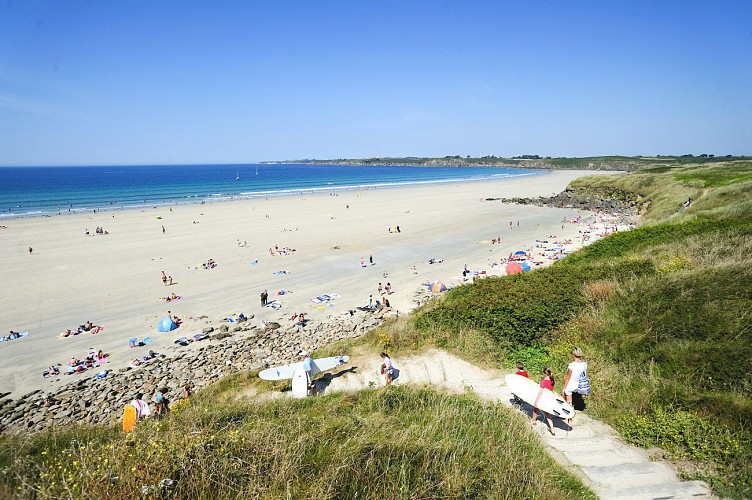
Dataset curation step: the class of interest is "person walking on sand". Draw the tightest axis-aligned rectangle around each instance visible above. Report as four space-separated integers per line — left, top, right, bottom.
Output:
161 271 168 286
162 225 166 234
28 247 33 255
378 282 383 295
360 257 365 268
531 367 557 436
369 254 374 265
380 352 394 385
561 347 587 424
260 290 268 306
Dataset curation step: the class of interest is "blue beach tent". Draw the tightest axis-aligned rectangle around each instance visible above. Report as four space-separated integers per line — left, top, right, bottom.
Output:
158 317 178 332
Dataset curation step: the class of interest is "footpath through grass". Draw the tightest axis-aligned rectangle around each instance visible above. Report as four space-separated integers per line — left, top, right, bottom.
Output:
0 386 592 499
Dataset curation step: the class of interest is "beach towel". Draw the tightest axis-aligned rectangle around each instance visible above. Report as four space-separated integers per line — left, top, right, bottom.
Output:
249 259 259 265
0 331 29 342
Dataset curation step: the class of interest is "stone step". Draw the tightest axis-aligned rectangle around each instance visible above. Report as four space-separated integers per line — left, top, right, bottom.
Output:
601 480 712 499
563 446 646 467
546 436 615 452
585 462 682 490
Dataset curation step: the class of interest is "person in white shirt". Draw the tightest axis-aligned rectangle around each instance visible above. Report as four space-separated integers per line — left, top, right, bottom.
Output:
131 393 152 420
380 352 394 385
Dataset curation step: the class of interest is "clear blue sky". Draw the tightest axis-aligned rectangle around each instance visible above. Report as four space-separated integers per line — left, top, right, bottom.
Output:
1 1 750 165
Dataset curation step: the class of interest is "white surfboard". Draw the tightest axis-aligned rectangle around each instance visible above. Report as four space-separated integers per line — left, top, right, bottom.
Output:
505 374 575 419
258 355 350 381
291 369 309 398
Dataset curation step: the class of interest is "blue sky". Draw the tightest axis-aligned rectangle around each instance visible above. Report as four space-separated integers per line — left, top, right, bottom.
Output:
1 1 750 165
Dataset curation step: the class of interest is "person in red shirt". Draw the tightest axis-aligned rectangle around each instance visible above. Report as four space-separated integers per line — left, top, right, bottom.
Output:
515 362 530 378
531 367 557 436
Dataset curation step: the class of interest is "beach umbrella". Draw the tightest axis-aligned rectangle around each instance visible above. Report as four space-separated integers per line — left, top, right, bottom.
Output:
506 262 523 275
158 317 178 332
431 281 447 293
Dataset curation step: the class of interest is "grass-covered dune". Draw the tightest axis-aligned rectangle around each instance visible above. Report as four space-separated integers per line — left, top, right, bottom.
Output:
0 385 592 499
398 161 751 497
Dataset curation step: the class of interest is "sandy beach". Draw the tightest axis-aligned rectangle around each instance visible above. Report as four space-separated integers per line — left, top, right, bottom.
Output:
0 169 620 397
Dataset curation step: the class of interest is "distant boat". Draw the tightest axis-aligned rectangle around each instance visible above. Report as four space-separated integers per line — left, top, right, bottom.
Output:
236 171 240 180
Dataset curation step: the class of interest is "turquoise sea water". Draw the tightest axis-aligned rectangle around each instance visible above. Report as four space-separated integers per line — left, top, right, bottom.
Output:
0 164 542 218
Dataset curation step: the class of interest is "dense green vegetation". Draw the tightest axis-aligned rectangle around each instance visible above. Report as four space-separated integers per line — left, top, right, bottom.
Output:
381 160 752 497
0 386 592 499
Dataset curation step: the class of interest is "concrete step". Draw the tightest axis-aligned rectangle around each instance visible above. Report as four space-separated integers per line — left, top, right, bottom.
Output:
601 480 712 499
563 446 646 467
585 462 682 490
546 436 615 452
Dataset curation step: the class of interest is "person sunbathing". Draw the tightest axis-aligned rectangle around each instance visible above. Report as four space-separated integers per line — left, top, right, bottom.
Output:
82 321 93 331
97 350 108 362
69 356 79 366
130 358 142 366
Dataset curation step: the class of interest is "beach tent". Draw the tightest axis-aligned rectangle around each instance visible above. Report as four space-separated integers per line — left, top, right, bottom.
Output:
431 281 447 293
157 317 178 332
506 262 523 275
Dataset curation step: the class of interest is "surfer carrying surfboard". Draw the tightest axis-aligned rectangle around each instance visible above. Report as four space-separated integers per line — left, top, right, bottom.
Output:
530 368 557 436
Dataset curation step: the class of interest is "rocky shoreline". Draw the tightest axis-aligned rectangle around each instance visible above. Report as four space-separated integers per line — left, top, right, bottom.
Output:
487 186 641 215
0 308 395 434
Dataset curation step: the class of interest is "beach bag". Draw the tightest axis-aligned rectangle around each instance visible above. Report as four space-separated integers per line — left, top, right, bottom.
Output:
577 369 591 396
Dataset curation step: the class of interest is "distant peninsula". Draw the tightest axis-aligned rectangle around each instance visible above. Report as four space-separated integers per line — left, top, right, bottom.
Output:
264 154 750 172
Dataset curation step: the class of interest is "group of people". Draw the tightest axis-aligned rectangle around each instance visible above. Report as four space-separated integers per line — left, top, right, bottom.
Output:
46 347 110 377
129 385 191 424
518 347 589 436
160 271 175 286
376 282 393 295
201 258 217 269
58 321 102 338
85 226 108 236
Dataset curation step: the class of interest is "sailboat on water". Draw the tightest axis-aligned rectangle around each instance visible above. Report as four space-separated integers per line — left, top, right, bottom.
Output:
255 165 259 176
235 171 240 180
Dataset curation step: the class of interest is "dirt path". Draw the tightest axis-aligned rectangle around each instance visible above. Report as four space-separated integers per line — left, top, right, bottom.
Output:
313 349 713 500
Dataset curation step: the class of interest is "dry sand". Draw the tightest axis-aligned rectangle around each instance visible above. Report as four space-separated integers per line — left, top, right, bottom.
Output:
0 169 618 397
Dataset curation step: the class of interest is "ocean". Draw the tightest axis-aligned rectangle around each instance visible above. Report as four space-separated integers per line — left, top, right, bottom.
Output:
0 163 542 218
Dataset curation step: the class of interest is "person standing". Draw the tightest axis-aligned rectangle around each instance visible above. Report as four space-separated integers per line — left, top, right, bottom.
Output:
369 255 374 265
380 352 394 385
131 393 151 420
154 388 170 418
378 282 383 295
260 290 268 306
561 347 587 424
299 350 314 392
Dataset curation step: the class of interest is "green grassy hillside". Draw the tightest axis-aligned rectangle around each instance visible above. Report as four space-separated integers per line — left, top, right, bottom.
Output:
0 385 592 499
384 161 751 497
